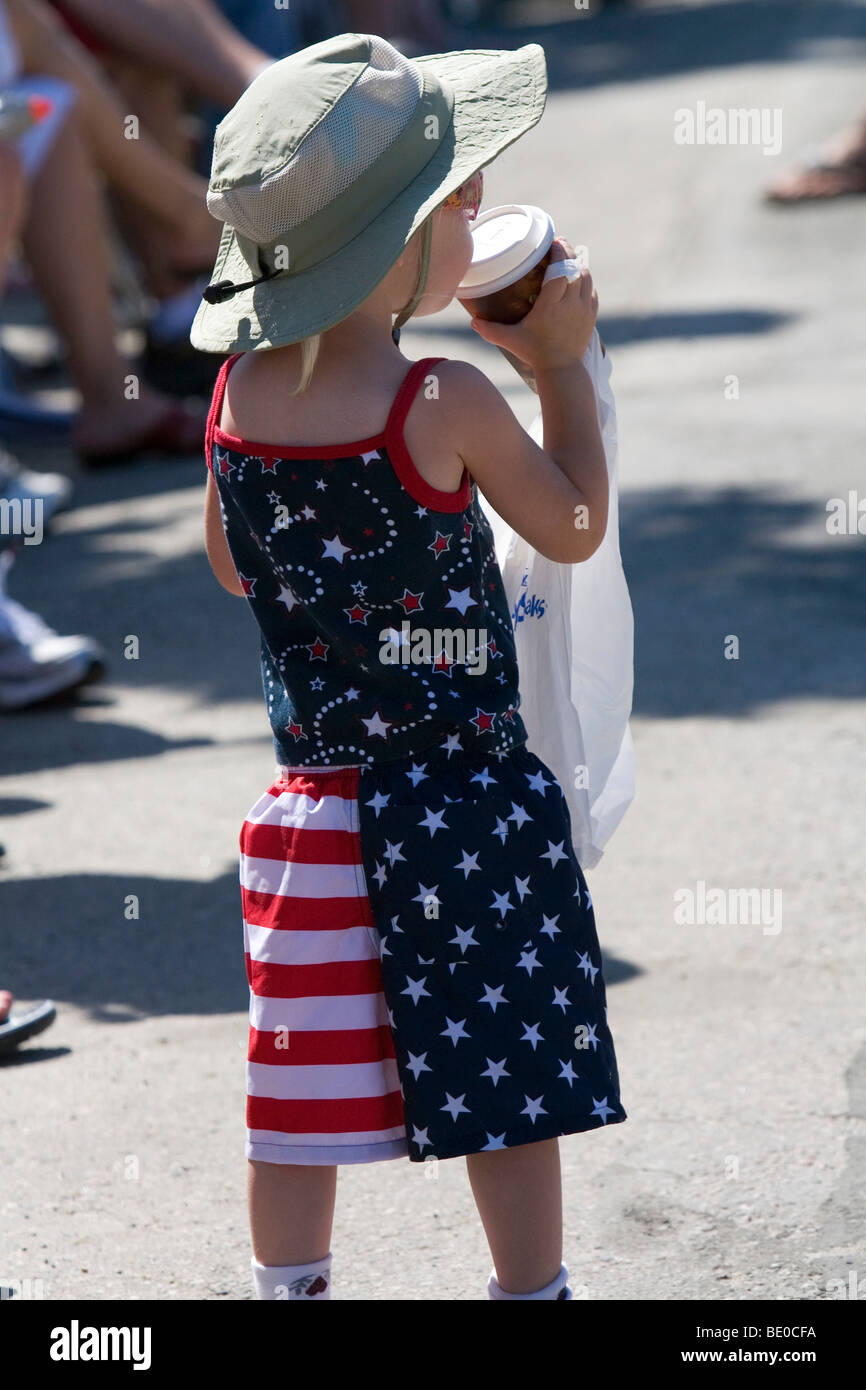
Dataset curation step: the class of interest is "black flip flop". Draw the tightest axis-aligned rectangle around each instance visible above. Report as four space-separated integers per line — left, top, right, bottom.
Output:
0 999 57 1054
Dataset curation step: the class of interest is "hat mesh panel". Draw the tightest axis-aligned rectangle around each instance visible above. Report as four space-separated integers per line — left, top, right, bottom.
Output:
208 37 424 242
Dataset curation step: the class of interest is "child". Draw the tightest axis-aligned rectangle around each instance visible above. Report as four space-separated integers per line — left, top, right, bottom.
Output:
193 32 627 1302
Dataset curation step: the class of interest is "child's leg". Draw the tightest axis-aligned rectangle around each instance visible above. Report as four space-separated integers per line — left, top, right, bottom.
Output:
247 1159 337 1266
465 1137 563 1294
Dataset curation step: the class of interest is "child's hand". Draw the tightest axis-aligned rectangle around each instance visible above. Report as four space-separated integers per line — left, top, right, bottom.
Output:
469 237 598 373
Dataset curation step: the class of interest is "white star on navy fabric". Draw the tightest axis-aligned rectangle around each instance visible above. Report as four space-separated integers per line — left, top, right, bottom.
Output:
558 1059 579 1087
372 860 388 889
412 882 440 907
514 874 532 901
412 1125 432 1150
508 801 532 829
406 761 429 786
470 767 497 790
419 806 448 837
520 1021 544 1050
541 839 568 867
441 732 462 756
490 889 514 917
401 976 431 1005
525 767 553 794
440 1017 470 1046
492 816 509 845
276 585 299 612
366 789 391 818
406 1051 433 1080
481 1132 507 1149
577 952 599 984
540 914 561 939
552 986 571 1013
517 947 542 976
320 532 352 564
479 983 508 1012
384 840 406 867
521 1095 548 1123
445 586 475 616
441 1093 470 1121
591 1097 617 1124
456 850 481 879
449 924 479 953
361 710 392 739
481 1058 510 1086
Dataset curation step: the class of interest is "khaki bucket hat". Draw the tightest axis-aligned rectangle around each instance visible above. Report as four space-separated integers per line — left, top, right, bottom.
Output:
189 32 547 354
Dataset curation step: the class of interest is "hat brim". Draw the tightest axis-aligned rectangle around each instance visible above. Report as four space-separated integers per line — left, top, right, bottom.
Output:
190 43 547 354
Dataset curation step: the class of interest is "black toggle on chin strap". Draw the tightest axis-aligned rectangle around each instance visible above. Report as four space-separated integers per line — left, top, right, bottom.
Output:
201 268 279 304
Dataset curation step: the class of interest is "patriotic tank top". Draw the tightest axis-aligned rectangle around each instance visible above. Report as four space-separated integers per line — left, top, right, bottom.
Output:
205 353 528 768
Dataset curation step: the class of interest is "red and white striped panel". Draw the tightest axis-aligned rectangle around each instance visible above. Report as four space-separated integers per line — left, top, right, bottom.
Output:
240 767 407 1165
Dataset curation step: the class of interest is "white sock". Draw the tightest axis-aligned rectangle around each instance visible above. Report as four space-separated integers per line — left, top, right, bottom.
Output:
488 1263 572 1300
250 1252 332 1301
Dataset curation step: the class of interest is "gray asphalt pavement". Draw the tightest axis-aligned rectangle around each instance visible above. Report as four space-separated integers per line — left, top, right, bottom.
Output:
1 0 864 1300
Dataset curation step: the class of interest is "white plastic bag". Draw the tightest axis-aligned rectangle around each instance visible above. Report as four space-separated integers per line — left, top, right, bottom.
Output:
479 330 634 869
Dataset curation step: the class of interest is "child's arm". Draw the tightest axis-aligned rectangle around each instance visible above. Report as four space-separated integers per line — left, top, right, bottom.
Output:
443 239 608 564
204 471 246 596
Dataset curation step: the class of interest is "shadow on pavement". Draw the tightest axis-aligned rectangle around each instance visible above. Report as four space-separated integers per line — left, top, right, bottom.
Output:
0 1044 72 1067
0 712 215 777
0 868 641 1022
429 309 792 347
487 0 866 92
621 486 866 717
1 869 246 1020
2 479 863 785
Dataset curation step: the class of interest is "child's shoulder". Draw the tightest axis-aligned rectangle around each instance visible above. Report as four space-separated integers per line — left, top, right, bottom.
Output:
412 356 504 425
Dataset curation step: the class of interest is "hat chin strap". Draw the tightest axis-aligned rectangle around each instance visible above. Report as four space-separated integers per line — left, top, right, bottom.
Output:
392 218 433 345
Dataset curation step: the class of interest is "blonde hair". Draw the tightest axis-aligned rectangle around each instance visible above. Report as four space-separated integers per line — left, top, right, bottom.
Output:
286 216 431 395
287 333 323 395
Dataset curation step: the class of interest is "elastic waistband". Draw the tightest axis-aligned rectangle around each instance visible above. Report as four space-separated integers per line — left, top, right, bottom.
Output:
275 737 530 785
277 763 357 776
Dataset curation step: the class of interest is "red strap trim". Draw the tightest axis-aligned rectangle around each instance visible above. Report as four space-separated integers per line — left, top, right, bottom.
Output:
204 352 243 472
384 356 473 514
384 357 444 438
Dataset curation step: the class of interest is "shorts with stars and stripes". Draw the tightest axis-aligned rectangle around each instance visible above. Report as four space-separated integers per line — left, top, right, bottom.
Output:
240 740 626 1166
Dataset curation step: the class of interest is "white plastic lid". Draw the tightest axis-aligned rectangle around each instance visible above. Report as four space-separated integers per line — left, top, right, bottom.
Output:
457 204 556 298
